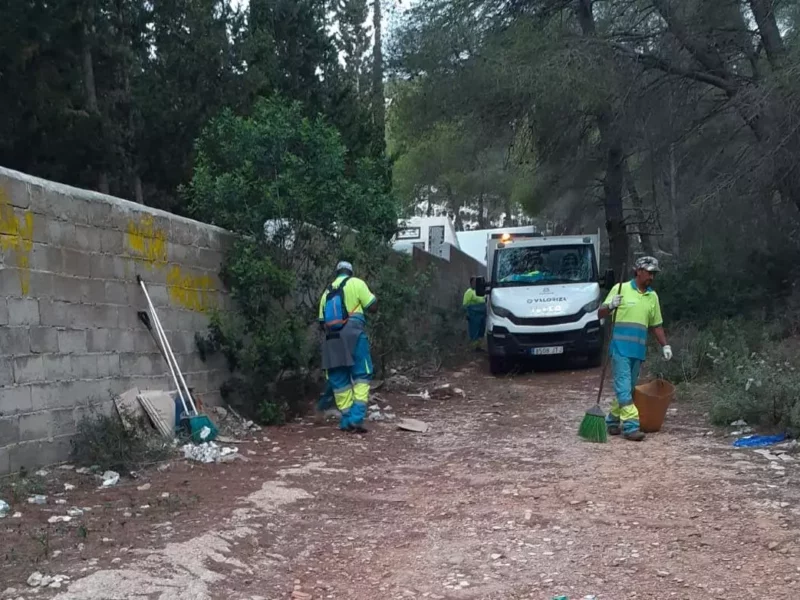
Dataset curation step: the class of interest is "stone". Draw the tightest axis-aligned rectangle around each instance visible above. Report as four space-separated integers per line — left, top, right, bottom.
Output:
27 572 43 587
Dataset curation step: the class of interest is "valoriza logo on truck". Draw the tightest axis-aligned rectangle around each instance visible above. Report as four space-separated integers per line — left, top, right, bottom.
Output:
528 297 568 303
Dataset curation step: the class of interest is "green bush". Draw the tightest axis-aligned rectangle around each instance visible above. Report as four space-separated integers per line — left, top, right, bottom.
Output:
188 97 459 424
70 410 173 474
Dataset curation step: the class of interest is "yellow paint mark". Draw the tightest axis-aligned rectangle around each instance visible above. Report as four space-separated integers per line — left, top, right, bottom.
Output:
0 190 34 294
167 265 216 312
126 214 168 266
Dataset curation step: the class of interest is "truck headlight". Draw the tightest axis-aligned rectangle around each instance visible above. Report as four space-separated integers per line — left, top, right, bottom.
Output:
581 298 601 313
492 305 513 319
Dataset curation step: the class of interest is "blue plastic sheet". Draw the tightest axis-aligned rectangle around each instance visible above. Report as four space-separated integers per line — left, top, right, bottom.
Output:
732 433 787 448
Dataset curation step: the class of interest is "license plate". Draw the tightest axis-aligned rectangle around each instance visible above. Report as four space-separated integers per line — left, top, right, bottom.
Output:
532 346 564 356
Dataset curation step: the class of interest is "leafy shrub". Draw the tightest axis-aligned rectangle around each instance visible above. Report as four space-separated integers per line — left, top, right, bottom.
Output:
70 410 173 474
188 97 462 424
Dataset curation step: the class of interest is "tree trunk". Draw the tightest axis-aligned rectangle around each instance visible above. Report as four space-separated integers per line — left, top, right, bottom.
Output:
477 192 487 228
749 0 785 68
623 160 656 256
576 0 628 274
668 143 680 258
371 0 386 156
81 19 109 195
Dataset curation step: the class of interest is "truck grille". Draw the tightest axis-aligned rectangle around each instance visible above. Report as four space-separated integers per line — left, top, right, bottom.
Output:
508 310 586 327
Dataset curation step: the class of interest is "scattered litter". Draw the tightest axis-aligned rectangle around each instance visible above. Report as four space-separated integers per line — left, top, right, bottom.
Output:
161 492 170 499
731 419 748 427
367 403 396 422
34 469 49 477
12 512 22 518
64 483 75 491
753 449 781 461
407 390 431 401
137 483 151 491
216 435 241 444
733 434 787 448
27 573 69 589
67 508 84 517
75 467 92 475
57 464 76 470
47 515 72 524
182 442 238 463
397 418 430 433
27 495 47 505
0 500 9 518
99 471 120 488
55 499 67 505
198 426 212 441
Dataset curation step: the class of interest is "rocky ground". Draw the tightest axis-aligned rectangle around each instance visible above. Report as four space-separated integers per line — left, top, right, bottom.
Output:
2 359 800 599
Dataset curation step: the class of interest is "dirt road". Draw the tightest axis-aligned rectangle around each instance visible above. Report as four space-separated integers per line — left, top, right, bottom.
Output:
3 360 800 599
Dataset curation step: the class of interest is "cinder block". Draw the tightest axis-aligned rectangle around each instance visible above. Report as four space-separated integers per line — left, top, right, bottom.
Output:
134 329 159 353
18 411 49 442
0 327 31 356
50 408 77 437
27 271 56 298
197 248 223 272
48 193 92 226
90 304 119 329
7 297 40 326
12 355 44 384
0 445 10 475
90 255 116 279
0 268 23 297
29 244 64 272
57 329 87 354
117 307 141 330
62 249 92 278
104 281 129 304
0 176 34 209
73 225 101 253
72 354 98 379
0 385 33 415
0 357 13 387
51 273 85 304
99 228 124 254
30 327 58 353
170 220 201 247
86 198 114 228
146 284 170 306
119 353 163 377
0 298 8 325
9 436 72 472
96 353 121 378
43 354 72 381
87 328 110 353
0 415 19 445
32 217 77 247
81 278 106 304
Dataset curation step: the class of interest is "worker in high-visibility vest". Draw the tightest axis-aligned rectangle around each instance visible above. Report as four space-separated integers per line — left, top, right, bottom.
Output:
318 261 378 433
463 276 486 351
598 256 673 441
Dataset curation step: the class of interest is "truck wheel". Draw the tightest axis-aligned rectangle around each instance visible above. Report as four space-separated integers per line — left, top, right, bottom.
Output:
489 356 509 376
587 350 603 368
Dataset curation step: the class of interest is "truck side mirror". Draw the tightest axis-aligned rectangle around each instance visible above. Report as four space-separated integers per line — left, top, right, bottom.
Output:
603 269 615 289
475 276 488 297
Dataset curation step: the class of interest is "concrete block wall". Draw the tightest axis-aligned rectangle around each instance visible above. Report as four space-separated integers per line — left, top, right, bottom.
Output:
0 166 232 474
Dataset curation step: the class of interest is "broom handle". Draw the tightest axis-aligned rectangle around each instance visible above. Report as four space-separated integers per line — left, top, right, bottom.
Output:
596 263 627 406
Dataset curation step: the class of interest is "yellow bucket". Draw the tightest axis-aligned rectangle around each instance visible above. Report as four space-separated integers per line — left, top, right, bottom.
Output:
633 379 675 433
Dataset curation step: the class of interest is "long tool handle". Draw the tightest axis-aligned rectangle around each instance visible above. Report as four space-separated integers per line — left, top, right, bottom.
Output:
595 263 627 406
145 281 199 415
137 277 191 416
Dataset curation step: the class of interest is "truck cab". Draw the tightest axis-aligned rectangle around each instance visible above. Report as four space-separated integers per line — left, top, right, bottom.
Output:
477 231 614 375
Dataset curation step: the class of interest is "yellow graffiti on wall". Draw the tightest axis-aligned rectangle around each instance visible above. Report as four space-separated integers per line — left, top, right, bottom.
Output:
126 214 217 313
126 214 168 265
0 189 34 295
167 266 215 312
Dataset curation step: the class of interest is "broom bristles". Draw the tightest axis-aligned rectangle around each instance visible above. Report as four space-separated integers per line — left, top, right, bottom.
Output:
578 412 608 443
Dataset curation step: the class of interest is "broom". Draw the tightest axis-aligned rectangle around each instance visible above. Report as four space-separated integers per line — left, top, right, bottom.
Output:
578 263 626 443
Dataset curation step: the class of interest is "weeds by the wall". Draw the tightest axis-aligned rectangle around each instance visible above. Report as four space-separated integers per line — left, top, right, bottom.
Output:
70 411 173 474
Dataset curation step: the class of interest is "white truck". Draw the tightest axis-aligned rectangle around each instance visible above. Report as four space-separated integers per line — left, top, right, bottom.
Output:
475 231 615 375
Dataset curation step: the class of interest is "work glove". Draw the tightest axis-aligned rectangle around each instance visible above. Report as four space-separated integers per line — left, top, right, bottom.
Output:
609 295 623 310
662 345 673 361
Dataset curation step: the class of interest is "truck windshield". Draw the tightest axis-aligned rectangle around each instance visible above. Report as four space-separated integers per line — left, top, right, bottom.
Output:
493 244 596 286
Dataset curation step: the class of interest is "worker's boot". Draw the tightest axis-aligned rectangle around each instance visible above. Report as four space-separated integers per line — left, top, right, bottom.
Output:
607 424 621 436
623 430 646 442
